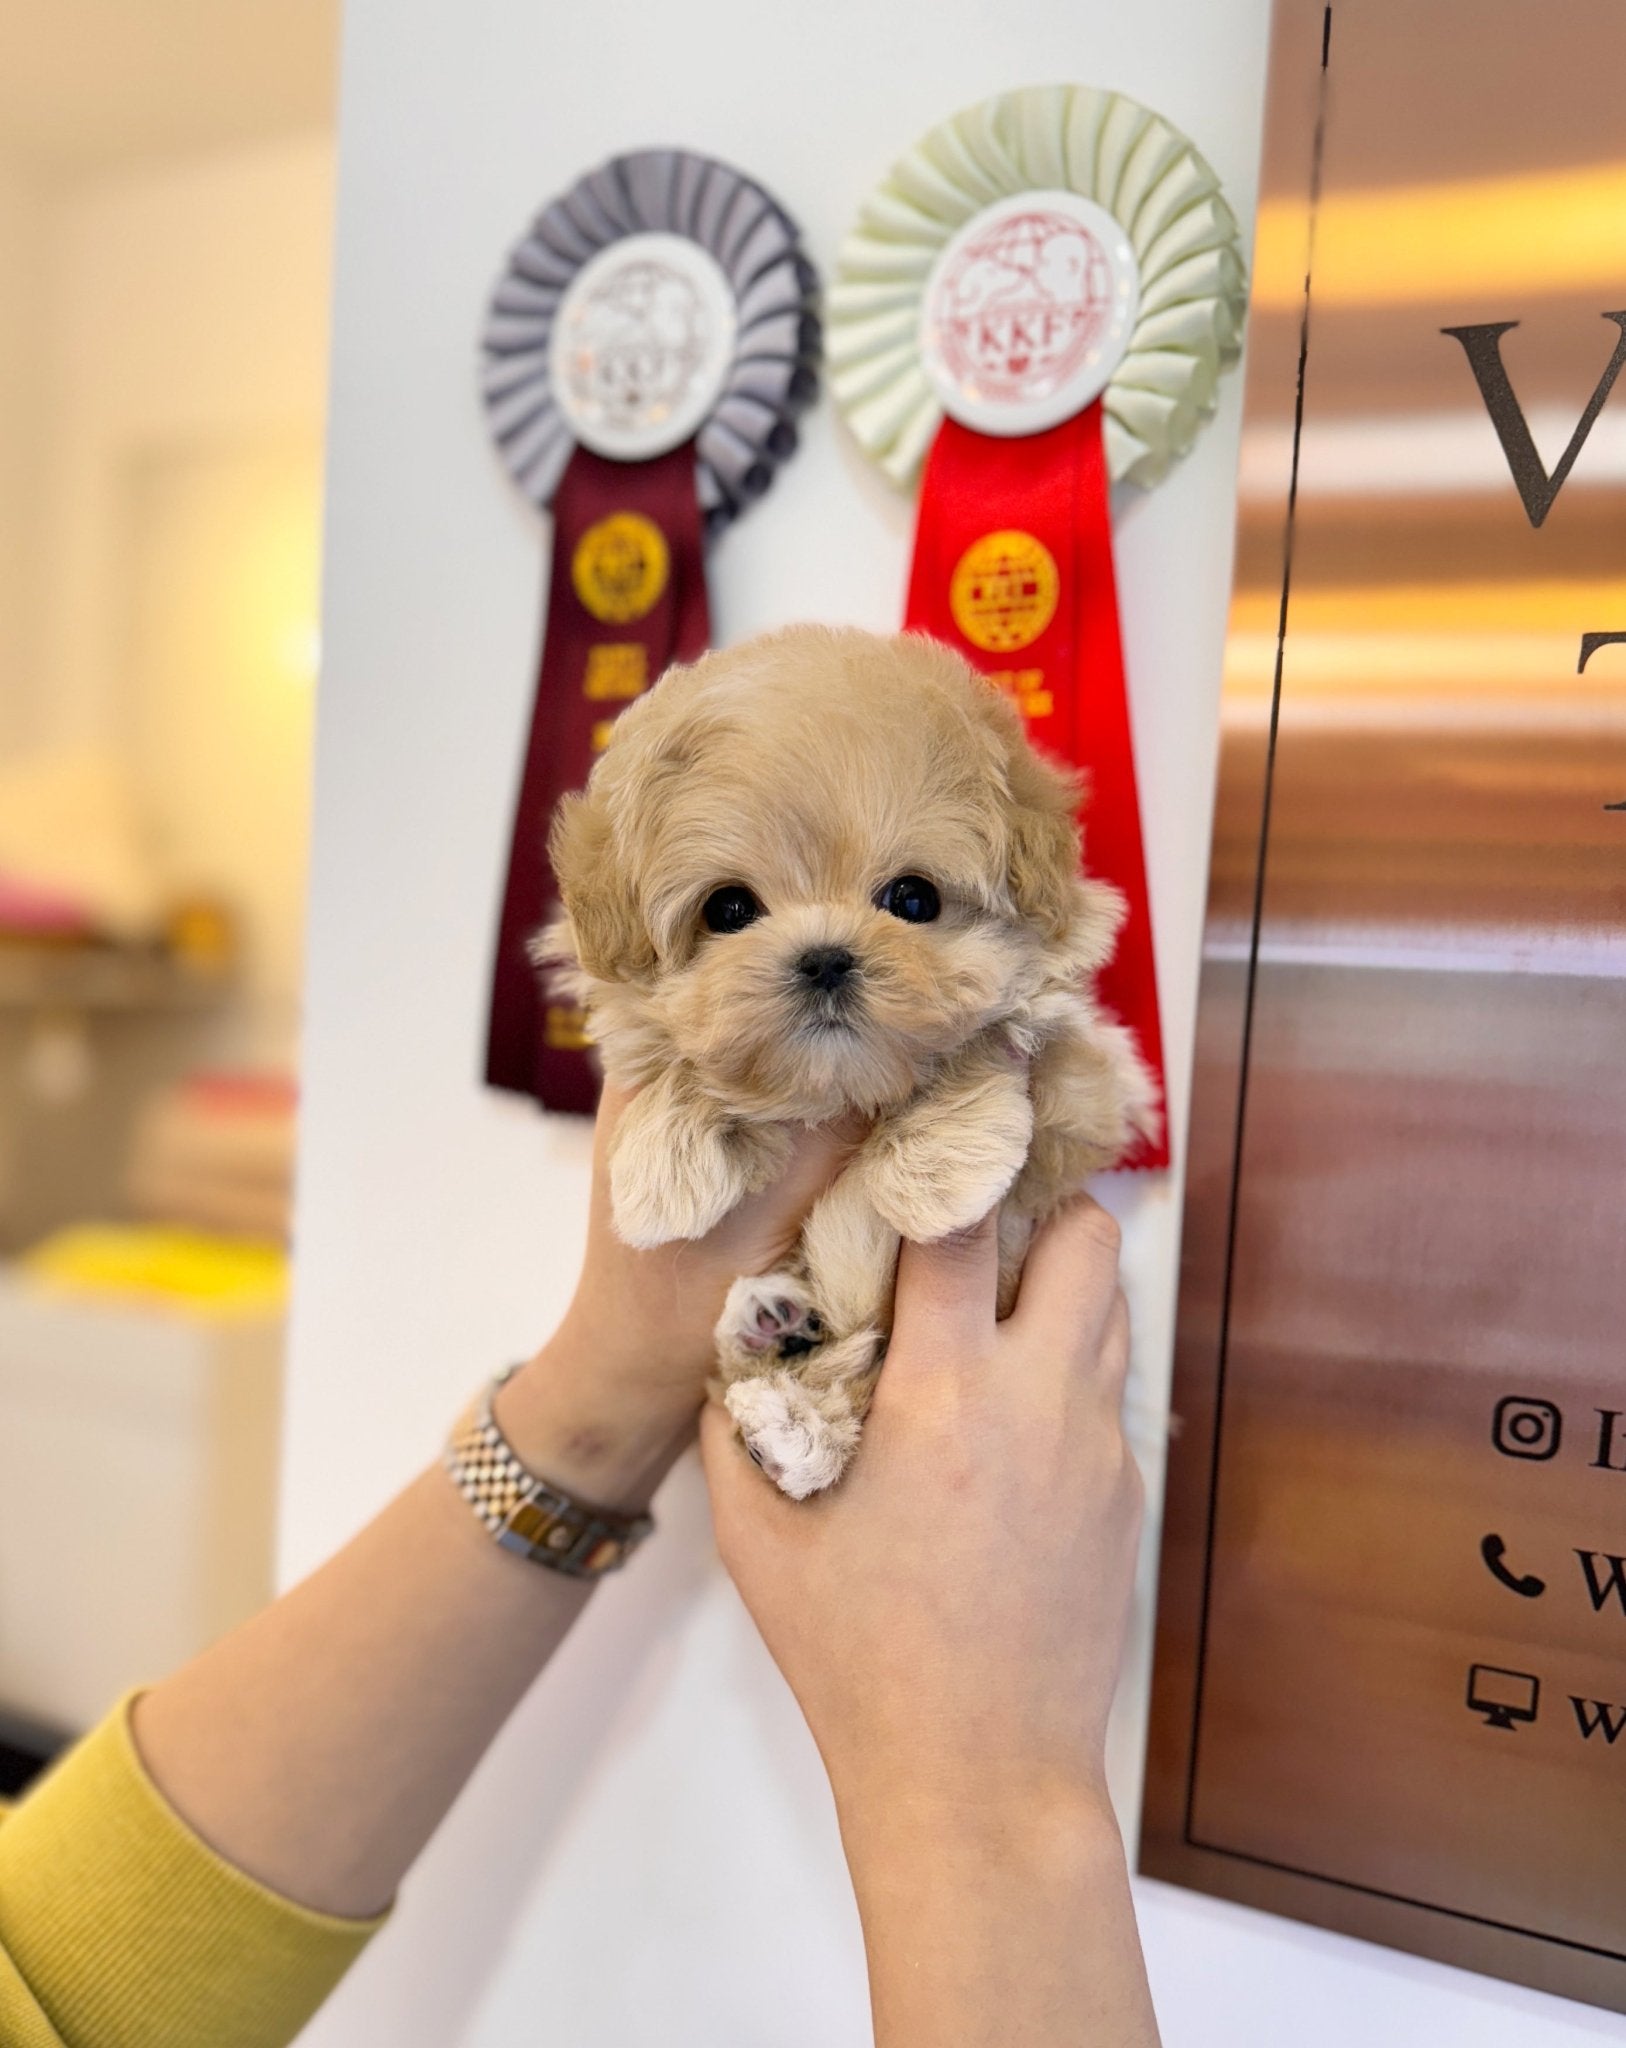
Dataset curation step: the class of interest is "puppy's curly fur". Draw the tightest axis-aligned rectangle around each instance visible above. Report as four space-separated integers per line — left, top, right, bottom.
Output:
541 624 1158 1496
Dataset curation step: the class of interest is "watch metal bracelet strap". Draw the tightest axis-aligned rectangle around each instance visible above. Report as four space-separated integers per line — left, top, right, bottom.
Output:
443 1364 654 1578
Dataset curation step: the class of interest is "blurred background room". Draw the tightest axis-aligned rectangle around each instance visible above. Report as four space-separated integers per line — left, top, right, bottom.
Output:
0 0 338 1779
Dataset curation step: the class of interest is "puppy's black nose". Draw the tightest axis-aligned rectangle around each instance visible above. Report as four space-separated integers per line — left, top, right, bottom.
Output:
796 945 856 993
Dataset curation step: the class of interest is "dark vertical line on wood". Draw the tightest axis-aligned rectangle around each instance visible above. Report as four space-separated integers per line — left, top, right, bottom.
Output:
1183 0 1333 1844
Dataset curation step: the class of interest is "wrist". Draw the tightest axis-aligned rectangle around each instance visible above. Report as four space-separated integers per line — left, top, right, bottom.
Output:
832 1764 1158 2048
491 1330 701 1515
833 1765 1124 1893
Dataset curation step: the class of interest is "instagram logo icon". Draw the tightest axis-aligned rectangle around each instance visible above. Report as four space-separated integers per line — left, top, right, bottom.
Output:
1492 1396 1563 1462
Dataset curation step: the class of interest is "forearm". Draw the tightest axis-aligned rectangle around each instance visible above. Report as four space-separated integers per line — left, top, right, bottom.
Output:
838 1782 1160 2048
133 1328 697 1919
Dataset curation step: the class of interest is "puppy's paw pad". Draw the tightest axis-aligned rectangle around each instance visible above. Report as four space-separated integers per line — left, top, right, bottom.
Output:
724 1375 855 1499
718 1274 825 1360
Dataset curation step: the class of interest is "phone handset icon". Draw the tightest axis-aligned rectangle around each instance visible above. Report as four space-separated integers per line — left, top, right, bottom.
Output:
1481 1533 1546 1599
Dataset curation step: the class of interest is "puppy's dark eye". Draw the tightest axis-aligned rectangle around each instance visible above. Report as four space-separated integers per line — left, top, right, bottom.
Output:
702 885 762 935
878 875 941 924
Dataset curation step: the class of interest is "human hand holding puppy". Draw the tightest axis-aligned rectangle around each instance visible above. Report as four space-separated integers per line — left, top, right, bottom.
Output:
702 1195 1159 2048
546 625 1158 1498
75 640 1161 2046
116 1050 1156 2048
491 1079 861 1510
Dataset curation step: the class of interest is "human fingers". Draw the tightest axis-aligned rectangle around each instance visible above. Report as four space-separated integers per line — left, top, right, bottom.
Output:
757 1115 866 1227
715 1114 867 1275
1005 1195 1125 1361
588 1083 635 1191
1097 1288 1132 1402
593 1082 633 1140
886 1206 1001 1373
699 1397 804 1565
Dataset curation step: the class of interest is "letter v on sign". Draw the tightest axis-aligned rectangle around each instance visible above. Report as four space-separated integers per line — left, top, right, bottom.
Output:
1442 311 1626 527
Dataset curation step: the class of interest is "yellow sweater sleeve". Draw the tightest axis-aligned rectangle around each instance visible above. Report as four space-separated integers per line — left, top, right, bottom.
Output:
0 1693 387 2048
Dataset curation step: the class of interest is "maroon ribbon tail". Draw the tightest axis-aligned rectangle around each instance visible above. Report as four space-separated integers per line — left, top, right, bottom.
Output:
484 440 710 1113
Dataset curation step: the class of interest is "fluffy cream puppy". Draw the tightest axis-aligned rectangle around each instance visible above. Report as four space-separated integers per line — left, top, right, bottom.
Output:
544 624 1157 1497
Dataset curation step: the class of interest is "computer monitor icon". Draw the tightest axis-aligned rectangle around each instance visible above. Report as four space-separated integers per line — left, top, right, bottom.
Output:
1467 1663 1540 1730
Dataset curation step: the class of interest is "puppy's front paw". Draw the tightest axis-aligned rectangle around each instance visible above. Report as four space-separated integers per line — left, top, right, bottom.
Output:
610 1116 742 1248
716 1272 825 1367
609 1089 792 1248
724 1374 858 1499
864 1080 1033 1242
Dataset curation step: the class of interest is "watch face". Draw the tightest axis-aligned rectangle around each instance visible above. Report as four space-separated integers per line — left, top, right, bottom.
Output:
920 190 1141 437
548 231 738 461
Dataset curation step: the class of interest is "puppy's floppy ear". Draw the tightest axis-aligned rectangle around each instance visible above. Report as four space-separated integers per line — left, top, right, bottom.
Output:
1003 740 1085 940
961 675 1082 939
548 785 655 983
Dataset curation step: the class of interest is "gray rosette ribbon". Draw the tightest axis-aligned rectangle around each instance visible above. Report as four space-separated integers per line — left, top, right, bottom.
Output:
482 148 819 534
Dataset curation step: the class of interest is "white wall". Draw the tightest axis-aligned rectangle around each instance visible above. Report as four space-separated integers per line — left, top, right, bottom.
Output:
287 1 1614 2041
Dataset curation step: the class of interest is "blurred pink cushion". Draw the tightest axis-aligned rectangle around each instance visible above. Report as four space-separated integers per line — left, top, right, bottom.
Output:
0 868 92 935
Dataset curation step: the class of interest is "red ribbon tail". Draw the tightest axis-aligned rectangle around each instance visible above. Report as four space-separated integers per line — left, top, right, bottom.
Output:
903 407 1169 1171
1071 404 1168 1169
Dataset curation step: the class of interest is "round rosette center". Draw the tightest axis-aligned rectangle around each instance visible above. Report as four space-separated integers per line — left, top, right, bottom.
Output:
920 191 1140 439
550 232 738 461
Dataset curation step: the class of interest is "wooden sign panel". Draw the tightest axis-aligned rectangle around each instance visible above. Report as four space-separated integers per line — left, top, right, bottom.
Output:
1141 0 1626 2012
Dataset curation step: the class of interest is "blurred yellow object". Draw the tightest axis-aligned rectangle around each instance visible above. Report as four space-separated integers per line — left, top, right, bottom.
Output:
163 897 238 975
18 1225 288 1318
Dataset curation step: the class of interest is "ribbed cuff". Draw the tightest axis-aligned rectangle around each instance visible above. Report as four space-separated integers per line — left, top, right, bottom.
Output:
0 1691 387 2048
0 1940 69 2047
